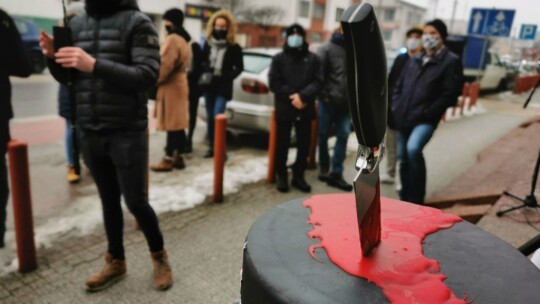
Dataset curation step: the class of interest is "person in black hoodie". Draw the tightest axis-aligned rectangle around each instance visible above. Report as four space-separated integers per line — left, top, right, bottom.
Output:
316 27 352 192
0 8 33 248
269 23 323 193
390 19 463 205
39 0 172 292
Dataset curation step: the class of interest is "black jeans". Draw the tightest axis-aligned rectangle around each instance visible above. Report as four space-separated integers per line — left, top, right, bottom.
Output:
275 119 311 177
80 130 164 260
165 130 186 157
0 119 10 246
187 90 201 149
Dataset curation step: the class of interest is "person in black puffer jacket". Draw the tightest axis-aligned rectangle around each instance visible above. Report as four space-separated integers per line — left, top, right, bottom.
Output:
39 0 172 292
269 23 323 193
390 19 463 205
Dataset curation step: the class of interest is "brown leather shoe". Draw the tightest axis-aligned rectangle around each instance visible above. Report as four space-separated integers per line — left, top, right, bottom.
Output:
85 253 126 292
150 156 174 172
67 165 81 183
173 154 185 170
151 250 173 290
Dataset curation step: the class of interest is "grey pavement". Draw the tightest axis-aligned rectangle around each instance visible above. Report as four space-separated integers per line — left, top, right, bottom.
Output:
0 89 539 303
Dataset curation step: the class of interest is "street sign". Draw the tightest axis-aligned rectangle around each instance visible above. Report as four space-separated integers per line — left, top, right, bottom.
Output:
467 8 515 37
519 24 538 40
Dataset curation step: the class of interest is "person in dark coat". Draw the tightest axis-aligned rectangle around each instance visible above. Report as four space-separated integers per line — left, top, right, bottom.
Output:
200 10 243 158
0 8 33 248
381 26 423 185
316 27 352 192
390 19 463 204
269 23 323 193
186 35 203 154
57 1 85 184
39 0 172 291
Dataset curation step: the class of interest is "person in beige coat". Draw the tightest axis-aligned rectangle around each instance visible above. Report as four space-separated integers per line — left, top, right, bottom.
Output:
151 8 193 172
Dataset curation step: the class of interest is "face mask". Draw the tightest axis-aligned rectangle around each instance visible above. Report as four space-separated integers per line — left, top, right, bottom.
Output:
287 35 303 48
212 29 227 40
406 38 420 51
165 25 174 34
422 34 439 51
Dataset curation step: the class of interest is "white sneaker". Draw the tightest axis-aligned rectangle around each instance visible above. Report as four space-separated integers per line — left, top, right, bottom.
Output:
380 173 395 184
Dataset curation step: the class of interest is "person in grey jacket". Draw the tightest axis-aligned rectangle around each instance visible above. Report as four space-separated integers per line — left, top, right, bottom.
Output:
39 0 172 292
269 23 323 193
316 27 352 192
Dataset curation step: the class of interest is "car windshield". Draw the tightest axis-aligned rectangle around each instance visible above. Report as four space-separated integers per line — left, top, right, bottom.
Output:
243 53 272 74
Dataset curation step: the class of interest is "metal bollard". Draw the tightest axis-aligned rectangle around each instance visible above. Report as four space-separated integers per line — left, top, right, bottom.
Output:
266 110 277 183
213 114 227 203
7 140 37 273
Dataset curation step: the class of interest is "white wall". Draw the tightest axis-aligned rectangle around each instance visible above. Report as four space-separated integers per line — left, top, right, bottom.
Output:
0 0 62 18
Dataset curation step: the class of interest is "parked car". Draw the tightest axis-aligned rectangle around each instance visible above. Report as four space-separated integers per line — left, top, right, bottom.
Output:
199 48 280 133
13 17 46 74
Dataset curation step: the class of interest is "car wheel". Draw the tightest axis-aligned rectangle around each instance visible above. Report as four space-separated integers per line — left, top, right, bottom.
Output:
496 79 508 92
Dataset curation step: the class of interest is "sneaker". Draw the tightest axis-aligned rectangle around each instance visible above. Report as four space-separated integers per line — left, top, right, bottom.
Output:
380 173 395 184
173 154 185 170
276 173 289 193
151 250 173 290
292 177 311 193
85 253 126 292
326 173 353 192
150 156 174 172
67 165 80 184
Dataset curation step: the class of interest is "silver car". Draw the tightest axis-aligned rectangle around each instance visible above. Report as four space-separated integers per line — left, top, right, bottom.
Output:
199 48 281 133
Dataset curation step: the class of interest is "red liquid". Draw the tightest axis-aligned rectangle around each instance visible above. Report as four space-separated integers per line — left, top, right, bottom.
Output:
303 194 469 304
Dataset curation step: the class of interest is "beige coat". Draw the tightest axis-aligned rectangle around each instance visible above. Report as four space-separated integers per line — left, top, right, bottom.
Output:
155 34 192 131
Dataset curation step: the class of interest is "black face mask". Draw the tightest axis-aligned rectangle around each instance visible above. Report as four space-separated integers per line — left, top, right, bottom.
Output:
212 29 227 40
165 25 175 34
85 0 125 17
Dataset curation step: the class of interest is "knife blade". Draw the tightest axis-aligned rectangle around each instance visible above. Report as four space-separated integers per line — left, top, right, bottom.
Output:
341 3 387 256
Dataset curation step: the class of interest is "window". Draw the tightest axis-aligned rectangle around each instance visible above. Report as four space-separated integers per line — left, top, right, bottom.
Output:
299 1 310 18
313 3 325 19
311 32 322 43
382 29 393 41
243 53 273 74
407 12 421 26
335 8 344 22
384 8 395 21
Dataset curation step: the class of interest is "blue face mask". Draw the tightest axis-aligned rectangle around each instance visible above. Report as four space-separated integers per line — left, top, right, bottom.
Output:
287 35 303 48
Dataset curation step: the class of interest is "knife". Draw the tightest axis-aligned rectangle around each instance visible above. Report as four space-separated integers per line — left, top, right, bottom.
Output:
341 3 387 256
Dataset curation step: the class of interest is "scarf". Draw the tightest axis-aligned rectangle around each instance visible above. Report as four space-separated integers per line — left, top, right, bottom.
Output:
209 38 228 77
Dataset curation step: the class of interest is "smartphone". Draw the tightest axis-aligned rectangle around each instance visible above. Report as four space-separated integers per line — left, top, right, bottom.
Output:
53 26 73 51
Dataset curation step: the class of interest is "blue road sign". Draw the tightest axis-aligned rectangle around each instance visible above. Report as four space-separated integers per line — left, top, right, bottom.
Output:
519 24 537 40
468 8 515 37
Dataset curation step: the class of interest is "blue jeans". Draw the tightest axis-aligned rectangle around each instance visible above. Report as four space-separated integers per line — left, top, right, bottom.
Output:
397 124 435 204
65 120 73 166
205 93 227 149
318 101 351 174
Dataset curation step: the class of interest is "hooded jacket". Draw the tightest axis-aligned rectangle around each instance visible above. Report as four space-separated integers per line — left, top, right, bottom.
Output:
316 33 348 112
48 0 160 132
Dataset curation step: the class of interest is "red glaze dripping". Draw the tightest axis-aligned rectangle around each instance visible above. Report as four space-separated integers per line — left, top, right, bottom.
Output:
303 194 468 304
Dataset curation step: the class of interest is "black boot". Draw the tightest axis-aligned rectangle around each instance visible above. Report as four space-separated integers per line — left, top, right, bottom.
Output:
292 175 311 193
327 173 353 192
318 166 329 182
203 149 214 158
276 173 289 193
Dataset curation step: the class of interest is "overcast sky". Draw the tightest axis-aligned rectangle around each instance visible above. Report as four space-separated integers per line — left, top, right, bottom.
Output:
406 0 537 35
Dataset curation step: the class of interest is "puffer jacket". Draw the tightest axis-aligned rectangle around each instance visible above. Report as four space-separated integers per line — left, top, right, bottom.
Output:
391 47 463 130
269 45 323 122
48 0 160 132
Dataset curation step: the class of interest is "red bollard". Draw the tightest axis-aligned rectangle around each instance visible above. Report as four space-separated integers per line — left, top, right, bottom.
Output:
213 114 227 203
459 82 470 116
7 140 37 273
266 110 277 183
469 82 480 110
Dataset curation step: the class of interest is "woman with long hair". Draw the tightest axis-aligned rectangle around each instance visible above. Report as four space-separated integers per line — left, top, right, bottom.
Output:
200 10 243 158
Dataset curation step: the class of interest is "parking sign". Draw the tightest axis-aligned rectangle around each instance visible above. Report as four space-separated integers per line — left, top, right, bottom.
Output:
468 8 515 37
519 24 537 40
